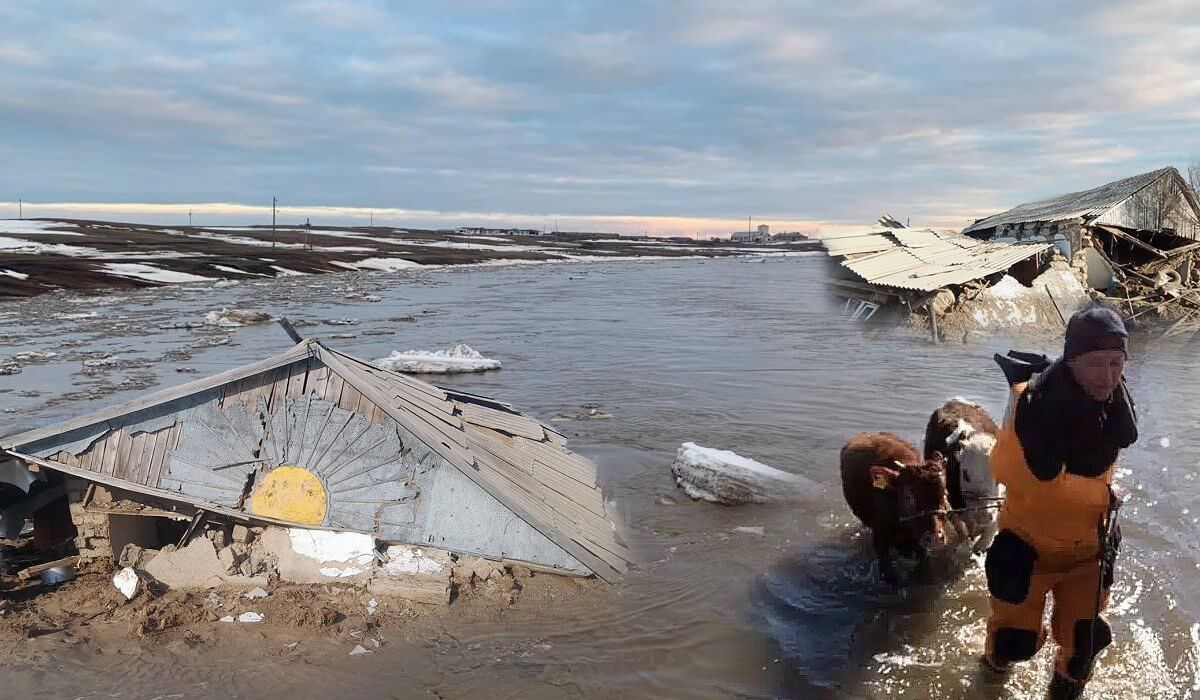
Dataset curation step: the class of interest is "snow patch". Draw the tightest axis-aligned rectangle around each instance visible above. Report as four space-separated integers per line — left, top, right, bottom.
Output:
375 344 501 374
331 257 423 273
99 263 213 284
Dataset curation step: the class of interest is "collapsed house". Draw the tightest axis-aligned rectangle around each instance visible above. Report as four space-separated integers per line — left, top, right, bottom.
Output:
963 167 1200 335
817 216 1083 337
0 332 631 601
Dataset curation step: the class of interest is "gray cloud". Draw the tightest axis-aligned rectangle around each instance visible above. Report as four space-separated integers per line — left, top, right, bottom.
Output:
1 0 1199 233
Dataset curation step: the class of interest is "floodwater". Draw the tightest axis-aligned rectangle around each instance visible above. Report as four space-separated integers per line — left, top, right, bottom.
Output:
0 256 1198 699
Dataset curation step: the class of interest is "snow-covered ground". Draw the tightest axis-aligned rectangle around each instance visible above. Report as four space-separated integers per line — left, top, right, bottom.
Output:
331 258 424 273
99 263 213 284
375 344 501 374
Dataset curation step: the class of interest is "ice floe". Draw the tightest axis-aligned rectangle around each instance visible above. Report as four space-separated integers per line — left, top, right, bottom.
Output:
671 442 806 505
374 344 501 374
205 308 274 327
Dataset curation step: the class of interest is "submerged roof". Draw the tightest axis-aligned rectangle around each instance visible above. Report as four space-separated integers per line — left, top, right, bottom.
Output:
0 339 631 581
816 226 1048 292
962 167 1189 234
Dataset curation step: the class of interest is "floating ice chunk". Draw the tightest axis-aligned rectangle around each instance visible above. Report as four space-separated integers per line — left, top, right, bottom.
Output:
670 442 807 505
205 308 274 327
1159 436 1171 449
1 269 29 280
733 526 765 536
375 344 501 374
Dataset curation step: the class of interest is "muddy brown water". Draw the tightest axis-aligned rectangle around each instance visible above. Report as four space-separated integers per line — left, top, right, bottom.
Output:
0 256 1197 699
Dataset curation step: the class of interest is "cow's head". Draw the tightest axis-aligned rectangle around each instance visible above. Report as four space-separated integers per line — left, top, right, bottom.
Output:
952 428 998 501
871 453 951 551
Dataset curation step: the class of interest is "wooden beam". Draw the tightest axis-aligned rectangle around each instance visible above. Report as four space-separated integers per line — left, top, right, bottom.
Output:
1096 225 1169 259
17 555 80 581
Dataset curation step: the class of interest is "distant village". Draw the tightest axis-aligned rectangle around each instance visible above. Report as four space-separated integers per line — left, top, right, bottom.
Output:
454 223 811 245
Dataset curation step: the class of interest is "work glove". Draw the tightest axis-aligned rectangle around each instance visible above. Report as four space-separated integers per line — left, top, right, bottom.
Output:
993 350 1051 386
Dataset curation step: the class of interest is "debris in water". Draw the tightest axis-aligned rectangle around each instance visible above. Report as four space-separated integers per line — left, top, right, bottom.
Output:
733 526 765 536
550 403 614 422
82 356 119 368
204 308 274 328
670 442 806 505
113 567 140 600
323 318 361 326
375 344 501 374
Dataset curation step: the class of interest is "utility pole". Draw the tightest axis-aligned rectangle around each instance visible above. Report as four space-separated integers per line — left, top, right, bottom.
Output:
369 212 373 227
18 198 22 219
188 210 193 227
305 217 311 251
271 197 277 250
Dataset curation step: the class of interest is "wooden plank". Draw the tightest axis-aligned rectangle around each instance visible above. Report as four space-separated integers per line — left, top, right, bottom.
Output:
147 424 174 488
459 403 544 440
100 433 120 478
115 430 136 480
1097 224 1169 259
2 342 314 450
17 556 80 581
132 430 155 485
9 450 347 533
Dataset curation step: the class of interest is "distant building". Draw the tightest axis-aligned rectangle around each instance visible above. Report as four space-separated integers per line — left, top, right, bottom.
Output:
731 224 771 243
455 227 541 236
963 167 1200 258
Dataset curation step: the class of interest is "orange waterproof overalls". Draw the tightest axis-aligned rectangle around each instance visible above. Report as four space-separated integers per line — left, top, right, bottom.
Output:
984 380 1116 683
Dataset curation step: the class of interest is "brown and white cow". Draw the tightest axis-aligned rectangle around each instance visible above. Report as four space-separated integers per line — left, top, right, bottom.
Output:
839 432 955 585
923 398 1001 552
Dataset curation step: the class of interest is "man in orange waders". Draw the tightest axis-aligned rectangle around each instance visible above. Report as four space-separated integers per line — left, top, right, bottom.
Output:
982 307 1137 699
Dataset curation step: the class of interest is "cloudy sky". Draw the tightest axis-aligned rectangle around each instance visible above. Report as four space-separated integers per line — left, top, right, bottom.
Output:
2 1 1199 236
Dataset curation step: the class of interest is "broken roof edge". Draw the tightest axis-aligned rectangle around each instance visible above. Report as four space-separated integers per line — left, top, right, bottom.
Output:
0 334 631 582
313 343 628 583
0 340 317 452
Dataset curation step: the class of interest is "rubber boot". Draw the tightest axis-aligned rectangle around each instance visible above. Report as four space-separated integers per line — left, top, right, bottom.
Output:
1047 673 1085 699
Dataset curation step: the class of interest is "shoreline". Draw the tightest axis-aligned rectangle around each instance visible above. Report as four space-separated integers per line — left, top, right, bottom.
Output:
0 218 821 299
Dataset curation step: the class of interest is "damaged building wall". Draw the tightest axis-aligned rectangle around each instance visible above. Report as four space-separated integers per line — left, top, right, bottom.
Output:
3 340 632 581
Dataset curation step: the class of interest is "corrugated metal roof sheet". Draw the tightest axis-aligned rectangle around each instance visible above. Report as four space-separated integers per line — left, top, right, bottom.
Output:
842 239 1049 291
962 168 1176 234
819 224 1050 291
816 228 897 256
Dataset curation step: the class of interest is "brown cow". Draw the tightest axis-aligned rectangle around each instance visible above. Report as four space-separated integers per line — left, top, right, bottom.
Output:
840 432 953 585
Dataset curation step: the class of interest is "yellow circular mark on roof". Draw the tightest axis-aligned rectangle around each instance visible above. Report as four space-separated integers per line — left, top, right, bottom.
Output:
251 466 328 525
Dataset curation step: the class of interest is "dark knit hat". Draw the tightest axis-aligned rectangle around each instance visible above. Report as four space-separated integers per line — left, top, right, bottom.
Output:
1063 306 1128 361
